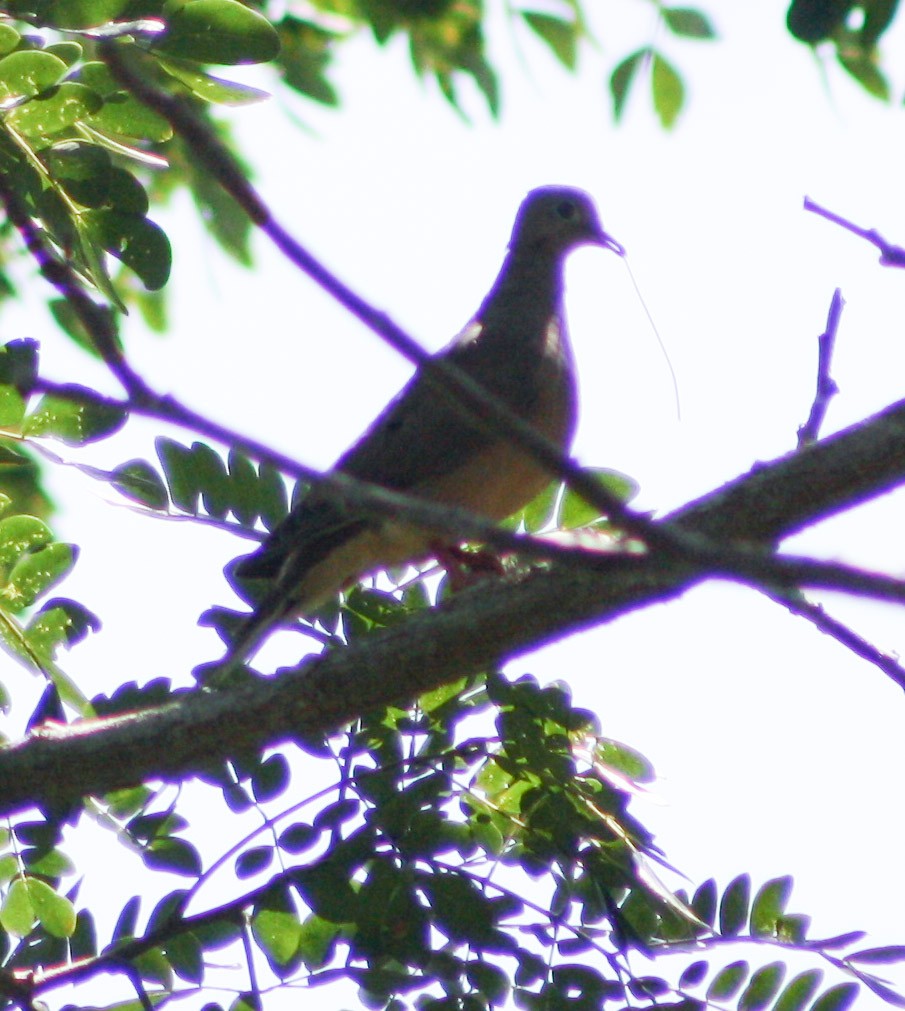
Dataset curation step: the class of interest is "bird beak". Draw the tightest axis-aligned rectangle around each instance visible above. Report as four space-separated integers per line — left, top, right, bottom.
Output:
598 230 625 257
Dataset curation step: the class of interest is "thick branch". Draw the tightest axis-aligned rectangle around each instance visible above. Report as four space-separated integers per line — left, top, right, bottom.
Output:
2 397 905 816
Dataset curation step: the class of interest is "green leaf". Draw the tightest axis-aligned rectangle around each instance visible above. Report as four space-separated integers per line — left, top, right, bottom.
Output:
45 42 83 67
0 51 66 102
111 459 169 510
163 930 204 984
0 339 38 391
28 877 76 937
26 598 100 659
253 891 302 970
0 386 25 428
651 52 684 128
860 0 899 47
706 960 748 1001
44 142 113 208
296 913 340 969
292 860 359 923
24 389 126 446
227 449 259 525
235 846 273 879
154 55 270 105
786 0 852 42
1 878 35 935
79 62 173 142
82 210 172 291
155 0 281 65
3 542 75 610
750 875 793 936
46 0 133 29
557 469 638 529
0 25 20 56
466 961 510 1004
157 437 200 513
277 17 339 107
837 52 890 100
610 48 647 122
662 7 717 38
251 753 290 803
522 13 578 70
420 873 497 943
143 838 203 876
774 969 823 1011
132 945 174 987
23 845 74 878
679 960 708 988
111 894 141 941
185 441 230 518
277 823 318 855
718 873 750 936
519 480 560 533
258 463 288 528
71 214 127 311
740 962 786 1011
6 82 103 137
809 982 859 1011
594 738 655 782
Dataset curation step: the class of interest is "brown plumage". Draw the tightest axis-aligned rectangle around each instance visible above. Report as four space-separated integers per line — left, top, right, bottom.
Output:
228 185 622 660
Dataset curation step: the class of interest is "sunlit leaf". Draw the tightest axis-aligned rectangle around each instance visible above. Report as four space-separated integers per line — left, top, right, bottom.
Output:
6 82 103 137
651 51 684 128
111 459 169 510
522 12 578 69
154 0 281 64
662 7 717 38
0 51 66 102
610 48 647 121
24 390 126 446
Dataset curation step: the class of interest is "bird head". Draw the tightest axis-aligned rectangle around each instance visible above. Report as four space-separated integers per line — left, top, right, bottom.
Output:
509 186 624 259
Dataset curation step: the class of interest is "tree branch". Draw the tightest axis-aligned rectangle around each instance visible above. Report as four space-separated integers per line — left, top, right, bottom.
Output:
804 197 905 268
3 395 905 814
798 288 843 448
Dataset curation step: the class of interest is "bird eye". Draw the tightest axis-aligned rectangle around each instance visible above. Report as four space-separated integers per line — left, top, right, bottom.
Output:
555 200 577 220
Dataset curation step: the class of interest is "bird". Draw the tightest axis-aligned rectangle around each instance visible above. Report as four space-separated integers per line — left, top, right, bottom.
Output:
226 185 623 662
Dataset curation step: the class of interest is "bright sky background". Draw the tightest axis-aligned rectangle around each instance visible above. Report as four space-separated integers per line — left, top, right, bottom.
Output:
7 0 905 1006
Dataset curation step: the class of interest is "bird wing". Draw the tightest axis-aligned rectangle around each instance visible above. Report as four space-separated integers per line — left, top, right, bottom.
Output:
236 321 548 580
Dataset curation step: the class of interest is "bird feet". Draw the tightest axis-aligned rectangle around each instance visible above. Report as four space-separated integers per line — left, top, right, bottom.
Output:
431 542 506 591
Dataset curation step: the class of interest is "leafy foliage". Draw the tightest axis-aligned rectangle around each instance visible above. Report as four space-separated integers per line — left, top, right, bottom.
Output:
0 3 902 1011
1 653 900 1010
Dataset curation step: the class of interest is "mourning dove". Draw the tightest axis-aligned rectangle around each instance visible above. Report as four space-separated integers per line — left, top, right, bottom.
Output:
228 185 622 660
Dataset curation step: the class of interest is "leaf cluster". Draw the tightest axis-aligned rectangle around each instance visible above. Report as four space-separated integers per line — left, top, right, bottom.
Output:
786 0 898 99
0 653 898 1011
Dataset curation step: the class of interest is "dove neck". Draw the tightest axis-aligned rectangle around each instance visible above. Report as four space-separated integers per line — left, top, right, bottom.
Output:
478 248 565 345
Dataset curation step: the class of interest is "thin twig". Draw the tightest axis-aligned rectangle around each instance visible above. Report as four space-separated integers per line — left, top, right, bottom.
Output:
798 288 843 447
25 378 637 571
774 590 905 693
804 197 905 267
26 381 905 618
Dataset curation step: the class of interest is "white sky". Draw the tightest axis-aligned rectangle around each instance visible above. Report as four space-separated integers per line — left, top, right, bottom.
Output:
5 0 905 1006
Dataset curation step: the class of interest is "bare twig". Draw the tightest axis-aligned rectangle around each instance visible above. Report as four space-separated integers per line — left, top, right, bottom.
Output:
774 591 905 693
804 197 905 267
798 288 843 448
712 552 905 611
